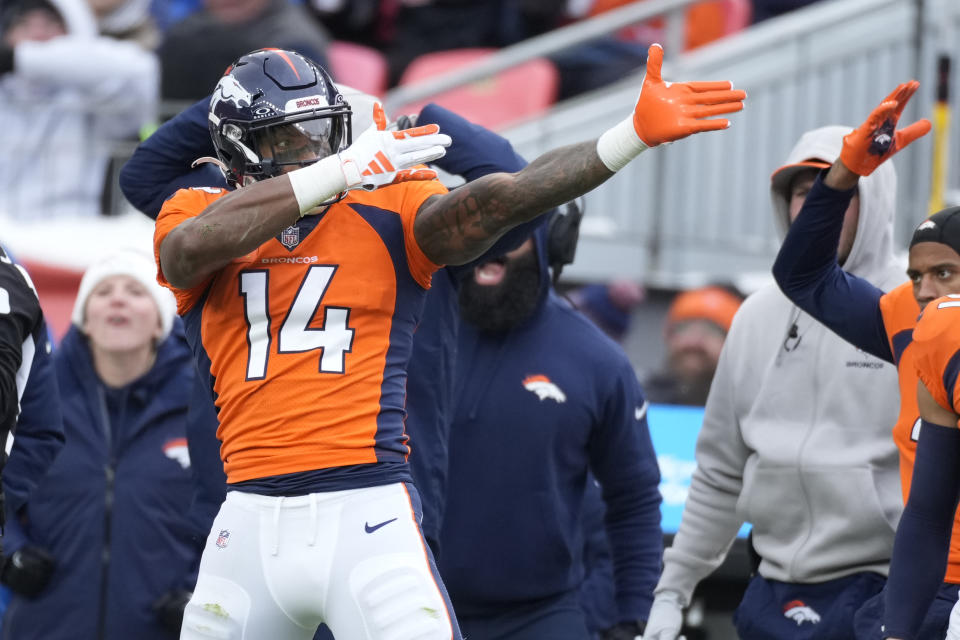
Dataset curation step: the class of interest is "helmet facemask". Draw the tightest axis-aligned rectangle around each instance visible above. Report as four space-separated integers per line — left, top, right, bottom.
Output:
216 107 352 187
252 111 348 178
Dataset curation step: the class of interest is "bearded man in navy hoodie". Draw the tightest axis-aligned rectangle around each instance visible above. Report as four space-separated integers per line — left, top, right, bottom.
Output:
440 216 663 640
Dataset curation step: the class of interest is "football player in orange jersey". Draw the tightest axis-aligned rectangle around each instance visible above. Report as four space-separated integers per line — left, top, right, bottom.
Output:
883 292 960 640
155 46 745 639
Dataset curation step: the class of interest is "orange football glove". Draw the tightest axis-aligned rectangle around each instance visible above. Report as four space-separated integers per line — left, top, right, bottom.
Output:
596 44 746 172
633 44 746 146
839 80 931 177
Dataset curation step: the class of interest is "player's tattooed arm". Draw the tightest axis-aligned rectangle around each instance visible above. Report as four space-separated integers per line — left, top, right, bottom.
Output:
160 177 303 289
414 140 613 266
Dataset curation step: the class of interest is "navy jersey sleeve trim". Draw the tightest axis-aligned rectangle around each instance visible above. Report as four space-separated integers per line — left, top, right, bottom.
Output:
943 350 960 413
772 174 893 362
891 329 914 367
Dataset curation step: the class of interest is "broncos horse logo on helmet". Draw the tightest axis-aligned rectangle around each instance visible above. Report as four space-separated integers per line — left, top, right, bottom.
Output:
208 48 352 188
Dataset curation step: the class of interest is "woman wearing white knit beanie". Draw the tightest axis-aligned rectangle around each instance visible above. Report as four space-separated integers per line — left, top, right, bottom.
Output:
69 249 177 384
1 249 203 639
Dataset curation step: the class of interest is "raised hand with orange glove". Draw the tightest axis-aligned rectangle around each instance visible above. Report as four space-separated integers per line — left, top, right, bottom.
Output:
288 102 451 216
596 43 747 172
823 81 931 192
838 80 931 177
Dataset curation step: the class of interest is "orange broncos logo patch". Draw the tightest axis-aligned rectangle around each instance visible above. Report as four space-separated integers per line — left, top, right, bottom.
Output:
522 375 566 403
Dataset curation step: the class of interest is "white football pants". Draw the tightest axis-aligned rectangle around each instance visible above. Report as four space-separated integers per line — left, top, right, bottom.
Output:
948 591 960 640
180 482 461 640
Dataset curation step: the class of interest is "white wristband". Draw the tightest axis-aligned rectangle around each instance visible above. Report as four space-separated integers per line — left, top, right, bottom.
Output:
596 116 649 172
287 155 348 216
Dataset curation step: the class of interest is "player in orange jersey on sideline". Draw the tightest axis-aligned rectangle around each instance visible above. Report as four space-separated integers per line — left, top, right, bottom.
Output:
883 291 960 640
155 46 745 639
769 81 960 639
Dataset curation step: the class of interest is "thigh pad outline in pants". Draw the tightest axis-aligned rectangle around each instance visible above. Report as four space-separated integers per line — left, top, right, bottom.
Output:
181 496 259 640
181 575 251 640
348 554 452 639
324 484 458 640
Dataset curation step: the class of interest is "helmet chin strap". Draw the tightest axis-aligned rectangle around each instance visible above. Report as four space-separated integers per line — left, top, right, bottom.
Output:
191 156 232 183
191 156 228 172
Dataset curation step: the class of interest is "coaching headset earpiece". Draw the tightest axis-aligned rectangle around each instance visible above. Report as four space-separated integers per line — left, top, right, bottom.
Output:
547 198 585 284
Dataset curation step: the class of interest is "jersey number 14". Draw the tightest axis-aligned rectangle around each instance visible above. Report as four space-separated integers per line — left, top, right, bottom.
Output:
239 266 355 380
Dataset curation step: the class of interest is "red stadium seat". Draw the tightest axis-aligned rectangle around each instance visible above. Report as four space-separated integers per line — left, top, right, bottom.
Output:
394 48 559 130
723 0 753 34
327 40 390 98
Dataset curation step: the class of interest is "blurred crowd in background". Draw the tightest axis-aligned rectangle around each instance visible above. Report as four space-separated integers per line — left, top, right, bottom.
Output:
0 0 827 220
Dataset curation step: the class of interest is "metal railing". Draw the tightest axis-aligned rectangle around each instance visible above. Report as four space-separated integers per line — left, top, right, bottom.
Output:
499 0 960 287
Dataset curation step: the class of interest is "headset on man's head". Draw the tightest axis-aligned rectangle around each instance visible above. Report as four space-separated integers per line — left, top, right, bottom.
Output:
547 198 585 284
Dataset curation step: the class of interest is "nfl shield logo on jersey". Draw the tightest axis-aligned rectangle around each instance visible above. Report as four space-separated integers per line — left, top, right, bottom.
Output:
215 529 230 549
280 225 300 249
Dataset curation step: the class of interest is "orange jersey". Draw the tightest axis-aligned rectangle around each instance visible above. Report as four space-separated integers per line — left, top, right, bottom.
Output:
154 181 446 483
880 283 960 583
913 294 960 421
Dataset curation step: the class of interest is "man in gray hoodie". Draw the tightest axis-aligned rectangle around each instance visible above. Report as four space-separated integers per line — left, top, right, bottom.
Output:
643 125 905 639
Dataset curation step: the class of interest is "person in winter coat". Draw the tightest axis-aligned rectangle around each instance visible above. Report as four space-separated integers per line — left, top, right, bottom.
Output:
1 250 205 639
440 212 663 640
0 0 158 219
643 123 906 639
0 245 65 599
642 284 744 407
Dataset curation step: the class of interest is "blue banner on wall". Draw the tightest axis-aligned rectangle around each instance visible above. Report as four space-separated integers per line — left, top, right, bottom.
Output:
648 403 750 538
